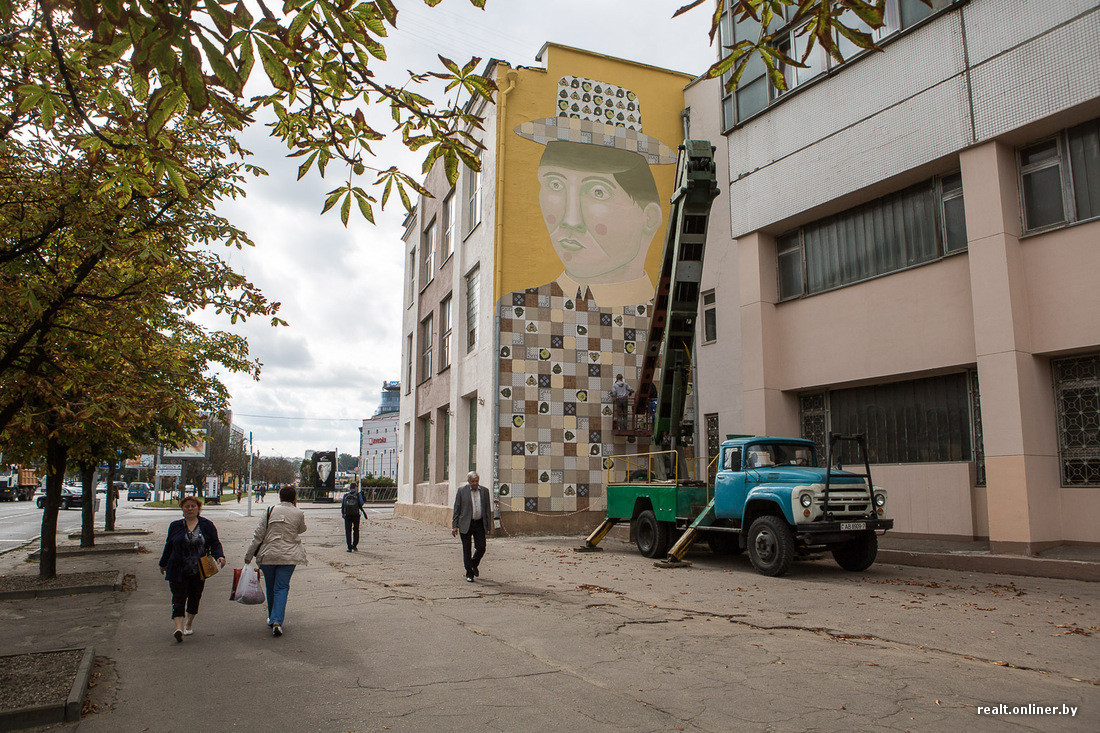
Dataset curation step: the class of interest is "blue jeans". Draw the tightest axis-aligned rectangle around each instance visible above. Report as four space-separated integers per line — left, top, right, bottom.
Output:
260 564 295 625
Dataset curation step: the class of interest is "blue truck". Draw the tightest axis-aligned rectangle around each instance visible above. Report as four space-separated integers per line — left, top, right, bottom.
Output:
583 433 893 576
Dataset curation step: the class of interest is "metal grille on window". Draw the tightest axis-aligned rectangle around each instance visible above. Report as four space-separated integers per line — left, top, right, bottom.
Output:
968 369 986 487
705 413 720 485
799 392 828 460
1053 353 1100 487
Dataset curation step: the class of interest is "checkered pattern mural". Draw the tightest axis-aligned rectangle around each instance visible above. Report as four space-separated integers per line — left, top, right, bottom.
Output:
496 282 651 513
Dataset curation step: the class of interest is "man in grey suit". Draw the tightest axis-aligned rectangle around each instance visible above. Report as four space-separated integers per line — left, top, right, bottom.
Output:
451 472 491 582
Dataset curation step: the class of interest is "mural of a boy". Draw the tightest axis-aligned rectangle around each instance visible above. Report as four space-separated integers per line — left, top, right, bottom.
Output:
496 76 676 514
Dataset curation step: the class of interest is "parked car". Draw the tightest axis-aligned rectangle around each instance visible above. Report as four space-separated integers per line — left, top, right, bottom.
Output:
127 482 151 501
95 481 108 493
37 485 83 509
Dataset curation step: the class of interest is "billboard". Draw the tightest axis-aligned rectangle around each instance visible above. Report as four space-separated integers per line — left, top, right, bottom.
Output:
312 451 336 491
163 429 207 459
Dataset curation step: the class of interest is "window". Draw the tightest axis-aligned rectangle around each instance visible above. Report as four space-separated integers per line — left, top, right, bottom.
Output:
777 173 967 300
719 0 947 128
798 372 983 466
440 408 450 482
405 333 413 394
439 294 452 370
466 157 482 234
465 265 480 352
420 219 435 288
407 248 416 305
467 395 478 472
702 291 717 343
1020 118 1100 233
442 190 456 261
419 314 433 383
1052 353 1100 487
420 415 430 482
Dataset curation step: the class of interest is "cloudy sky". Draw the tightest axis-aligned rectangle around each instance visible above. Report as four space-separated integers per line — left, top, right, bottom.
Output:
213 1 718 460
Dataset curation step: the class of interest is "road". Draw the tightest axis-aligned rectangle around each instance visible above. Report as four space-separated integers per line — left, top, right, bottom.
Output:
0 497 393 552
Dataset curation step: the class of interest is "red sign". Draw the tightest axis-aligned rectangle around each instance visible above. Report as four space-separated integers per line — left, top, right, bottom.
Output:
368 437 388 445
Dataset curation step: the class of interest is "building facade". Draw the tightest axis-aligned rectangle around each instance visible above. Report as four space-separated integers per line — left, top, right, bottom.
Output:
359 381 400 481
397 45 694 532
695 0 1100 551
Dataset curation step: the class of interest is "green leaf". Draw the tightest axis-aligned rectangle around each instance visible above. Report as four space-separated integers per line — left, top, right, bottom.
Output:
256 39 292 91
167 166 190 198
321 190 342 215
199 34 243 94
297 150 319 180
237 35 256 85
340 193 351 225
356 194 375 224
205 0 235 37
287 5 313 46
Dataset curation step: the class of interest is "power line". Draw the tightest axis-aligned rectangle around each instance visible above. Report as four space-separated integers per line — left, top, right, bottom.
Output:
233 413 364 422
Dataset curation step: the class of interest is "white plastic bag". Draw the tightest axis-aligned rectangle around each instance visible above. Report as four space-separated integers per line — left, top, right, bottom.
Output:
231 565 265 605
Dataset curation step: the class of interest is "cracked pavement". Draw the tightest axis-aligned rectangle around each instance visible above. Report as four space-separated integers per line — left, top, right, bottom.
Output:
2 510 1096 731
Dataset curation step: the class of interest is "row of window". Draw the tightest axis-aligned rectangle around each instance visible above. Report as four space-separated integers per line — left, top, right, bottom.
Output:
417 395 479 484
408 265 481 389
766 117 1098 302
410 161 483 300
718 0 944 129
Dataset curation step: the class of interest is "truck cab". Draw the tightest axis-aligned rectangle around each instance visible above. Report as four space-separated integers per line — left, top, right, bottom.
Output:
710 436 893 575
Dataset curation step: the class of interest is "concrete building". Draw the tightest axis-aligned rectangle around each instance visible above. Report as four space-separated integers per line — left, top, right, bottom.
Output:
694 0 1099 552
397 45 695 532
359 381 400 481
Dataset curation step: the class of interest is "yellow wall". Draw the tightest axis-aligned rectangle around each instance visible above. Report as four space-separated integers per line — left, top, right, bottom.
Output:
495 45 692 299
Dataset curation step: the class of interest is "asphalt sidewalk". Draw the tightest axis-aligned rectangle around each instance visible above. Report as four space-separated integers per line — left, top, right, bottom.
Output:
1 510 1097 732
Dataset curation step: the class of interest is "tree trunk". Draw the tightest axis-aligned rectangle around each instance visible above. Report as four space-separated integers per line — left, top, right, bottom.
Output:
105 458 117 532
79 460 95 547
38 438 68 579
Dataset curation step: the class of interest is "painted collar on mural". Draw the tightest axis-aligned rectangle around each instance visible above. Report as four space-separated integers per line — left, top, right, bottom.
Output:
555 271 653 308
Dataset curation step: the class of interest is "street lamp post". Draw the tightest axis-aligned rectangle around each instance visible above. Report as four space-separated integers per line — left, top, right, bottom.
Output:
247 432 253 518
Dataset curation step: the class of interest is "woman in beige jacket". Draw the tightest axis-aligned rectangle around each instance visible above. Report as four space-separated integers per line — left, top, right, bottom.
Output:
244 486 307 637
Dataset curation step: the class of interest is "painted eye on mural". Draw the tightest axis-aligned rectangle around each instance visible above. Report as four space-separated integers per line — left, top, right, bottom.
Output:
584 181 612 200
544 176 564 192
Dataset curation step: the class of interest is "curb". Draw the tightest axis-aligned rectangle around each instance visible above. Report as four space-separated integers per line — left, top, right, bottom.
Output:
28 542 140 560
66 529 151 539
0 646 94 730
0 571 124 601
0 538 37 557
877 550 1100 582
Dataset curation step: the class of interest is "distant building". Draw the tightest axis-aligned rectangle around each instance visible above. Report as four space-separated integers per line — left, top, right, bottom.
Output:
360 382 400 481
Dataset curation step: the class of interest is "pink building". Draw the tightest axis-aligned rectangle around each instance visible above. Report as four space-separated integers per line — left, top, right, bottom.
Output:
692 0 1100 553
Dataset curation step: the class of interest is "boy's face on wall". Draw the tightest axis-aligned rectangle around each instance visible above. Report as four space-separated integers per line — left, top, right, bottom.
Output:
537 158 661 282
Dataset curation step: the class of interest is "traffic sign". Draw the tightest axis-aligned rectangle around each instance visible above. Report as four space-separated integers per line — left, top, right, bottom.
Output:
156 464 183 477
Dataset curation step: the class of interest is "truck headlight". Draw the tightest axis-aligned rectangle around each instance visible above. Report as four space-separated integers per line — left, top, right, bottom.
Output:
874 493 886 507
799 493 813 508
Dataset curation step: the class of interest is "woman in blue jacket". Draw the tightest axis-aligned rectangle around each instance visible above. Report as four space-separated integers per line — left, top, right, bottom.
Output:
159 495 225 642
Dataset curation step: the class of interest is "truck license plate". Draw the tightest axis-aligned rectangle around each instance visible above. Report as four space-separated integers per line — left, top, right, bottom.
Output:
840 522 867 531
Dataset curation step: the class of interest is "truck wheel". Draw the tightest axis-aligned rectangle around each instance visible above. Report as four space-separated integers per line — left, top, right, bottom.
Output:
706 533 743 556
635 510 670 558
36 497 45 508
832 531 878 571
747 515 795 577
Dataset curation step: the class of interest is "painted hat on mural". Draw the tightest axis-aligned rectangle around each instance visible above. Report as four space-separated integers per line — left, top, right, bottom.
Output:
514 75 676 165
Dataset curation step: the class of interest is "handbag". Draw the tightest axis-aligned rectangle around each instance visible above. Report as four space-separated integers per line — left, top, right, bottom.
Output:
231 564 265 605
198 554 220 579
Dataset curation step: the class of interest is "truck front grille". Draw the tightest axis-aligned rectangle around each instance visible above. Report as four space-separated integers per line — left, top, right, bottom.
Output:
818 491 870 517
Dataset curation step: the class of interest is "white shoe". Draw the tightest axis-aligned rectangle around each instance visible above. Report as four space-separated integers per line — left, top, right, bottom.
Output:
183 628 193 636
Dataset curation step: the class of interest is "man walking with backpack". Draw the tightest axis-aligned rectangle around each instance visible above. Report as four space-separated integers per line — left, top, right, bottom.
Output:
341 483 366 552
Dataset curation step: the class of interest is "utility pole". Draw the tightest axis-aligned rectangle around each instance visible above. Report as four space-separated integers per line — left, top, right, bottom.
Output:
247 432 253 518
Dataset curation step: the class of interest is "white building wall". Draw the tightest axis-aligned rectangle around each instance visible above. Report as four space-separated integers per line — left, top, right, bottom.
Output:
725 1 1100 237
360 414 399 481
